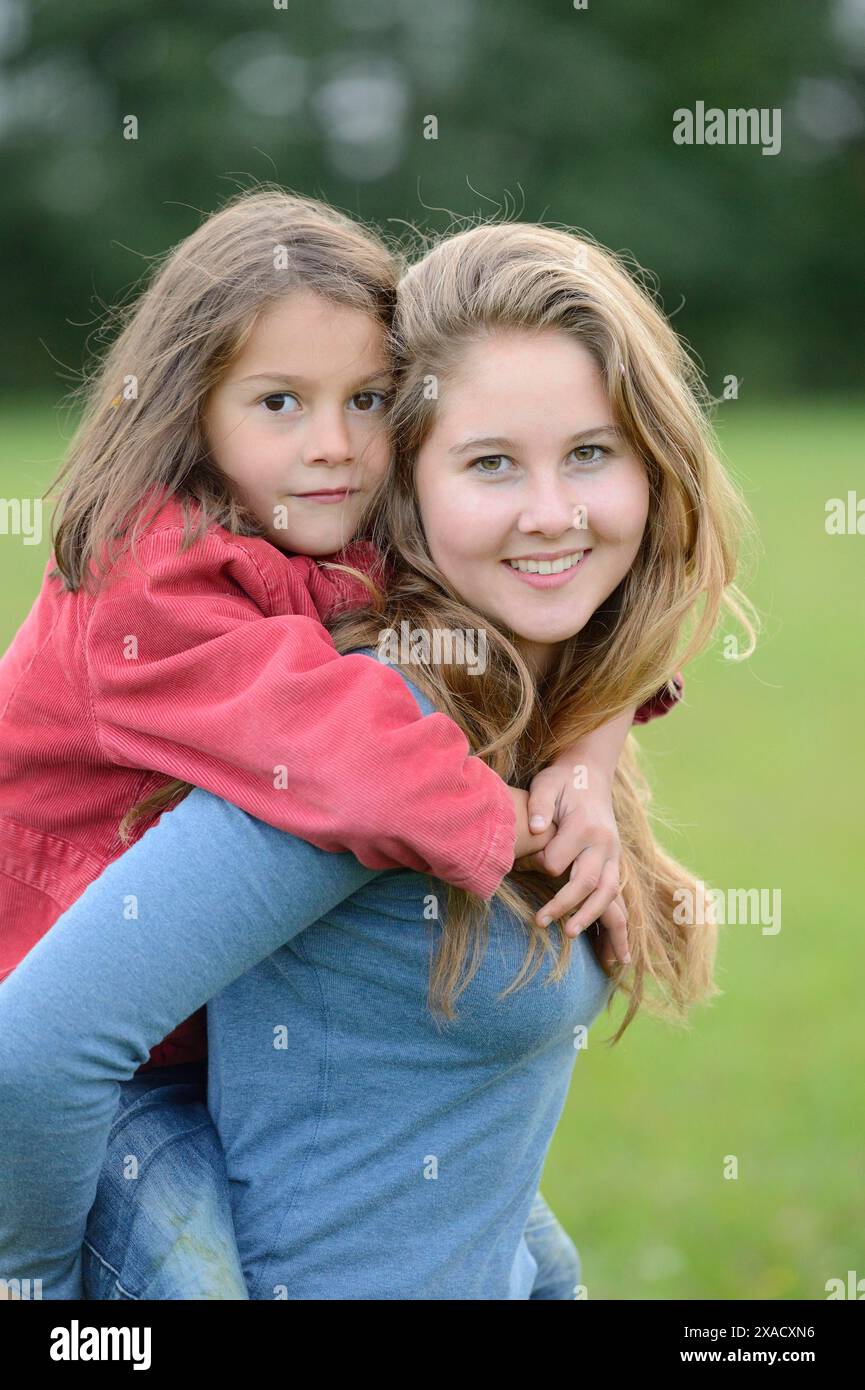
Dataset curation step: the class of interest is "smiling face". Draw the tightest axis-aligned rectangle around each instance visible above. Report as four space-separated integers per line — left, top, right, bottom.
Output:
202 289 392 556
414 329 650 676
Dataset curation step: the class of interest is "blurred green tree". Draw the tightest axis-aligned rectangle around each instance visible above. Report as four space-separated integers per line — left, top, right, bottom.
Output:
0 0 862 395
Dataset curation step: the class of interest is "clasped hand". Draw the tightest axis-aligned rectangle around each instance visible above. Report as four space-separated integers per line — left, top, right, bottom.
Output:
508 765 630 971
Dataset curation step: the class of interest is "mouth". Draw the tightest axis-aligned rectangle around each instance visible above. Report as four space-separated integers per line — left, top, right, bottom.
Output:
500 548 591 588
291 488 358 504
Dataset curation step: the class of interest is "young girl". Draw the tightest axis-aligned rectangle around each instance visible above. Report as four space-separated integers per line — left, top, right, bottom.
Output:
0 217 752 1300
0 189 680 1072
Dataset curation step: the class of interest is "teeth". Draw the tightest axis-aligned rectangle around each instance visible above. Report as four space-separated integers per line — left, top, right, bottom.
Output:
508 551 584 574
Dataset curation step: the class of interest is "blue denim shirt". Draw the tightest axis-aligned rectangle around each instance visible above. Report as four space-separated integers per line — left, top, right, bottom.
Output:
0 649 613 1298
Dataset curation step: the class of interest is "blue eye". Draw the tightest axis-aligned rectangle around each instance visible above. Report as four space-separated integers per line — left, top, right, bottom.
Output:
261 393 301 414
569 444 610 465
348 389 389 413
470 455 512 476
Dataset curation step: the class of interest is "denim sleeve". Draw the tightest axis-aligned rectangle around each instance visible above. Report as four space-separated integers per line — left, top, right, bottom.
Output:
0 651 435 1300
0 789 384 1299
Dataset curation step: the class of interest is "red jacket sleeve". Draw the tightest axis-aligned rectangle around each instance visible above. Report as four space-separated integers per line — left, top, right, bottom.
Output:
85 524 515 900
632 673 685 724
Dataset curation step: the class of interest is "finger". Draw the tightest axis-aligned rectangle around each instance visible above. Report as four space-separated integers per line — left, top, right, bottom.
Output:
535 849 608 927
561 862 622 939
588 896 630 964
539 818 620 880
526 775 559 834
596 935 618 972
523 844 574 879
531 823 596 880
607 900 631 965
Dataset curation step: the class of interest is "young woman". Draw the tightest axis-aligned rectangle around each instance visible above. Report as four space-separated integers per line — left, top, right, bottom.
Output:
0 220 753 1299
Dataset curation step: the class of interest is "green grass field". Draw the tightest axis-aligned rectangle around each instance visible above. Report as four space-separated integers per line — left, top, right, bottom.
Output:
1 397 862 1300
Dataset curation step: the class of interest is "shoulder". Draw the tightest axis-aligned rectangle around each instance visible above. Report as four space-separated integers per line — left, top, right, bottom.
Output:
349 645 438 718
92 495 317 618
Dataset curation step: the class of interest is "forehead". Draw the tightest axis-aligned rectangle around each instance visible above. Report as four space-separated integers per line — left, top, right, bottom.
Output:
439 329 607 419
232 289 390 376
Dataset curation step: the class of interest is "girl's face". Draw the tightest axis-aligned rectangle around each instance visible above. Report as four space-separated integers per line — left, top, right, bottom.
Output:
202 290 392 556
414 330 650 676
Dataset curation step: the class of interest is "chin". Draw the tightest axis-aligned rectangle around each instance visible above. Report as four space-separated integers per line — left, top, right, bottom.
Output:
517 631 582 649
311 540 357 559
265 533 301 554
510 612 589 641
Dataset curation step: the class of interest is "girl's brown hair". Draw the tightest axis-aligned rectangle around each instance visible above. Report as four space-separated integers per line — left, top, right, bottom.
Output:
48 185 400 591
325 220 758 1042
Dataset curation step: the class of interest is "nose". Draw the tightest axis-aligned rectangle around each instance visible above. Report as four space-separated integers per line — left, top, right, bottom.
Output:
515 467 583 538
299 405 353 469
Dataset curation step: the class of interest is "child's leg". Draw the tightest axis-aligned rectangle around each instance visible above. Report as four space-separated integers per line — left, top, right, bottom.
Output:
82 1062 248 1301
524 1190 583 1300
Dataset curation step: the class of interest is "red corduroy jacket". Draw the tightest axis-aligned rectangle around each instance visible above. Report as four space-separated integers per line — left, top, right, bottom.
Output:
0 495 682 1070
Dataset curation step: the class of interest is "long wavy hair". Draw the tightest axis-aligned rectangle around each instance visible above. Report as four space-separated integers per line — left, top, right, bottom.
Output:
323 220 759 1043
46 185 400 591
117 215 757 1045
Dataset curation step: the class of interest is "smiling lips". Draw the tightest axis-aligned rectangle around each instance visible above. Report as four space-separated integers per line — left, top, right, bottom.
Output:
502 548 590 588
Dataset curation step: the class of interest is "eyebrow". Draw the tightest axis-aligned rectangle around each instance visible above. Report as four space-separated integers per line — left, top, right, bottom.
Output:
237 370 393 387
448 425 622 455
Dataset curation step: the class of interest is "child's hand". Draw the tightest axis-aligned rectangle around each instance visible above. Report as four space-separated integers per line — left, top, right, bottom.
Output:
507 786 556 862
516 762 631 964
586 899 629 973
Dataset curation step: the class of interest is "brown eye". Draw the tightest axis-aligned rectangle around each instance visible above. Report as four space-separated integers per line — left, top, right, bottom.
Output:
348 390 387 413
261 393 300 413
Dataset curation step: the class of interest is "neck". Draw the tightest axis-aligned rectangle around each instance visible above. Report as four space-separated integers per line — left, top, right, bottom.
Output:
514 637 556 680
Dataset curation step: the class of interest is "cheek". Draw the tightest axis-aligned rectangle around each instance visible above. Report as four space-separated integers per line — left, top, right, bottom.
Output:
422 479 503 565
589 468 649 542
206 405 258 479
447 476 512 532
234 426 288 487
361 427 392 477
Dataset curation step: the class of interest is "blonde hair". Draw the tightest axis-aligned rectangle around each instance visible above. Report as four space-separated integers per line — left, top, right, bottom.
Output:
326 220 759 1042
47 185 400 591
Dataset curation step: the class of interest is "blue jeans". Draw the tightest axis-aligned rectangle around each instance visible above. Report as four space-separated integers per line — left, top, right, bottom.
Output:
82 1066 580 1301
81 1063 248 1301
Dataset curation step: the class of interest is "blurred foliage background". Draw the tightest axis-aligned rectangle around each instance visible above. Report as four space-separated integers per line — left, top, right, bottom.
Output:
2 0 864 395
1 0 863 1300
